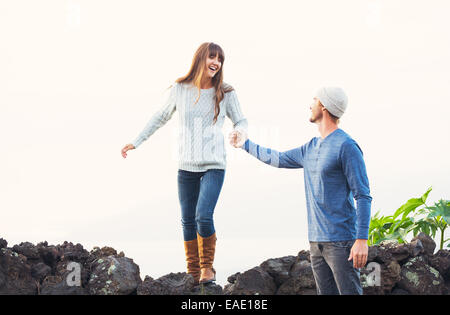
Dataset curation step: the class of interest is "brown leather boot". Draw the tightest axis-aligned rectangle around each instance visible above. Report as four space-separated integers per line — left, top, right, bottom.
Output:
197 232 217 284
184 238 200 284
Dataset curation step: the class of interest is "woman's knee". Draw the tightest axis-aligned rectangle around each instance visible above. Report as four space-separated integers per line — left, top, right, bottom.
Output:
195 216 214 235
195 214 213 227
182 217 196 229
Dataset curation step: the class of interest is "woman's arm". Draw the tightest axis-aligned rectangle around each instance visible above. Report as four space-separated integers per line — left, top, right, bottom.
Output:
131 84 178 149
226 89 248 145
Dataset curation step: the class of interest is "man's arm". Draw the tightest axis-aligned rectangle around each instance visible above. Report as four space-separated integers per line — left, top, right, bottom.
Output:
340 139 372 240
340 139 372 268
241 139 305 169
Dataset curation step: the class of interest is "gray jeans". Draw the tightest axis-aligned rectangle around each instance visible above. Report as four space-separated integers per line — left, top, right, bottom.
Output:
309 240 363 295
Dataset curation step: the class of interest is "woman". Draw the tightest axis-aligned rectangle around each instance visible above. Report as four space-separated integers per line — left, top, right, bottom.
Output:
121 42 248 284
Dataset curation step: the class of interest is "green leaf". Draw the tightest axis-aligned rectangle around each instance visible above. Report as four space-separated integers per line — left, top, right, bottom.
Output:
416 208 428 216
421 187 433 203
424 224 430 236
426 200 450 224
393 198 424 220
386 222 397 232
397 230 409 242
430 225 438 238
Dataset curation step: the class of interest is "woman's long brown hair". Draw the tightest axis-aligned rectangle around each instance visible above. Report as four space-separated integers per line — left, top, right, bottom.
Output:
176 42 233 124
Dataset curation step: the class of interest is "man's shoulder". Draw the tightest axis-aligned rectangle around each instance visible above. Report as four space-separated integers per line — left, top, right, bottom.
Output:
304 136 319 148
330 129 365 156
334 129 357 146
340 137 364 157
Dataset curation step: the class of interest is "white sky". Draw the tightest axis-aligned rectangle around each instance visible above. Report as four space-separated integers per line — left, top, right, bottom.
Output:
1 0 449 287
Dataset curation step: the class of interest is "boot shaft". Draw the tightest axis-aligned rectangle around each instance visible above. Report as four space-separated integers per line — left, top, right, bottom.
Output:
197 232 217 269
184 238 200 283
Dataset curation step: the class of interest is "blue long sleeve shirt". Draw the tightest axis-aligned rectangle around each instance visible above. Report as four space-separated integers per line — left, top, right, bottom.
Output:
242 128 372 242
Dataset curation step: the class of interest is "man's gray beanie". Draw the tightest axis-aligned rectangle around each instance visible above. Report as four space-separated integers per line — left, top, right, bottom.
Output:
315 87 348 118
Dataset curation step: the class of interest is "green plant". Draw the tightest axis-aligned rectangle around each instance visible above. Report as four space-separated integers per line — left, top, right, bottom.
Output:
368 211 414 245
421 199 450 250
368 187 450 249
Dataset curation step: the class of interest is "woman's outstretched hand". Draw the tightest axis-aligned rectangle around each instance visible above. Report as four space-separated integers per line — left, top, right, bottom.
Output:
229 130 247 148
121 144 135 158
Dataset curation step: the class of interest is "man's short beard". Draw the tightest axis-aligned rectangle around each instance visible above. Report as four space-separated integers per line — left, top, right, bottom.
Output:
310 113 321 123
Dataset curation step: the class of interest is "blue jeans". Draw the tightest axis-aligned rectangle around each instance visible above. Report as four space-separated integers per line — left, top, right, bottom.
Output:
177 169 225 241
309 240 363 295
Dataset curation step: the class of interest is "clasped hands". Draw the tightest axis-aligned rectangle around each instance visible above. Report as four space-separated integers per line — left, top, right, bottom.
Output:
228 130 247 148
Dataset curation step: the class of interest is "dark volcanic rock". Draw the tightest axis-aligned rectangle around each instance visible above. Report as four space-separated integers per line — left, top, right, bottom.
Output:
397 256 446 295
60 260 90 287
0 248 37 295
296 250 311 262
85 246 124 267
89 246 118 258
367 241 397 264
136 275 154 294
388 242 411 262
31 262 52 283
367 245 379 263
58 241 90 266
137 272 223 295
429 250 450 281
137 273 195 295
12 242 40 261
88 256 141 295
361 260 401 295
38 259 90 294
40 275 89 295
223 266 277 295
370 240 409 264
0 235 449 295
411 233 436 256
276 260 316 295
367 240 424 265
227 272 240 284
36 242 62 270
0 239 7 249
259 256 296 286
389 287 410 295
409 239 425 257
191 283 223 295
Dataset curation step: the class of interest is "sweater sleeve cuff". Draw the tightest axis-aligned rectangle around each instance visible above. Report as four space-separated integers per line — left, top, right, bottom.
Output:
132 139 142 149
241 139 250 150
356 231 369 240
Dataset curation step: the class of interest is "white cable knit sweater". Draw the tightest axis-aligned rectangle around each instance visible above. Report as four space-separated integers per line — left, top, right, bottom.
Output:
131 82 248 172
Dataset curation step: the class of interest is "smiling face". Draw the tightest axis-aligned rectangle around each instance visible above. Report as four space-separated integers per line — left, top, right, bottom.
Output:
309 97 324 123
205 52 222 79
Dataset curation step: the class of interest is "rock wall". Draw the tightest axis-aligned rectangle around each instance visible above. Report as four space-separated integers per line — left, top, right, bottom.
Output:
0 233 448 295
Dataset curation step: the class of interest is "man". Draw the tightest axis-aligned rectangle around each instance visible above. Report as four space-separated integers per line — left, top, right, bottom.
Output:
229 87 372 295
